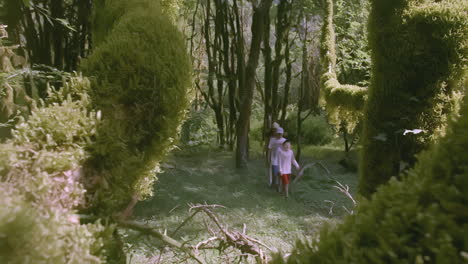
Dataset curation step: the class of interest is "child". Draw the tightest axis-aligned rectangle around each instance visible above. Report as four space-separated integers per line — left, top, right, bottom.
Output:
277 140 300 198
267 126 286 189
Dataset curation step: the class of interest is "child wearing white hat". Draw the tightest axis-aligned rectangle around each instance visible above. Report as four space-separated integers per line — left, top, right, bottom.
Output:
267 125 286 189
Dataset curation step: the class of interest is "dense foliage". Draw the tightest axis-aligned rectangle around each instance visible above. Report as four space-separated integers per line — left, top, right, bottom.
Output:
283 112 334 146
0 0 92 71
0 74 111 263
334 0 371 87
359 0 467 196
272 78 468 264
81 0 191 214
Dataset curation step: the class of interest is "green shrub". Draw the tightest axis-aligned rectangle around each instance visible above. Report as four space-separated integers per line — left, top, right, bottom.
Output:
283 112 334 146
81 0 191 214
180 108 218 147
0 183 108 264
272 84 468 264
359 0 468 196
0 74 112 263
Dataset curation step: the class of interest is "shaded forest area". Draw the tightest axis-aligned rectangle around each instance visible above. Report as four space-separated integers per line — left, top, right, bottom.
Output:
0 0 467 263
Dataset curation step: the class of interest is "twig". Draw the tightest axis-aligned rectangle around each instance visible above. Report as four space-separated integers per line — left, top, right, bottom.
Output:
333 181 357 206
169 204 180 214
342 206 353 215
189 203 226 212
192 236 219 253
324 200 335 215
171 209 203 237
241 234 273 251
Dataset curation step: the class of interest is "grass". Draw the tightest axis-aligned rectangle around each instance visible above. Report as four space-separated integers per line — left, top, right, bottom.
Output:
122 140 358 263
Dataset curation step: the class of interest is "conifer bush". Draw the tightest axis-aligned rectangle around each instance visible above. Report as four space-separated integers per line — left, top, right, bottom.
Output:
272 81 468 264
81 0 191 214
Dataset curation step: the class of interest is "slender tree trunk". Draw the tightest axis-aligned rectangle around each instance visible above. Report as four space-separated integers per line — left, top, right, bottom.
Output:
262 10 273 143
279 32 292 124
270 0 289 122
51 0 64 69
236 0 273 168
232 0 245 150
296 18 309 162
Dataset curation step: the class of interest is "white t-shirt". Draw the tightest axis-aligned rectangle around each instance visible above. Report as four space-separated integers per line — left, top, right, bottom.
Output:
277 148 299 175
268 137 286 165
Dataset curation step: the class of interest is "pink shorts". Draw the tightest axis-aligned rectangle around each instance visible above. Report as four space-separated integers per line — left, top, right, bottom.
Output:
281 174 291 185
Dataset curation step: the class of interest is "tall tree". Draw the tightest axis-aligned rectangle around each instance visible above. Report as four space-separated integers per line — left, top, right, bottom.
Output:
236 0 273 168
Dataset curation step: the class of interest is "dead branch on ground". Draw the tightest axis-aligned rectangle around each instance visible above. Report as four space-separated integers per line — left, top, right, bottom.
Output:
116 203 272 263
116 220 206 264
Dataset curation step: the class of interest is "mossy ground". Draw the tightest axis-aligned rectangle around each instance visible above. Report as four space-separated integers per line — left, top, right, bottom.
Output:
121 140 358 263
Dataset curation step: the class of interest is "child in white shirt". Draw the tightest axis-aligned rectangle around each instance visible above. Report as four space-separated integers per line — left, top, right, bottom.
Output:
268 127 286 188
277 140 300 198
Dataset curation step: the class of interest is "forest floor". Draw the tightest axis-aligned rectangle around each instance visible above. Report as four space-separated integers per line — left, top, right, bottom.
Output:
122 141 358 263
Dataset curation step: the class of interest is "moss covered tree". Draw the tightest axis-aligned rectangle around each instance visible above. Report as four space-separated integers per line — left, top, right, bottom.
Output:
270 0 467 262
359 0 467 197
81 0 191 215
273 91 468 263
320 0 368 137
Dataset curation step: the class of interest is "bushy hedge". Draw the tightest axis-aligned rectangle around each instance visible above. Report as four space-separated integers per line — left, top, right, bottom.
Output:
272 83 468 264
0 74 113 263
359 0 468 196
81 0 191 214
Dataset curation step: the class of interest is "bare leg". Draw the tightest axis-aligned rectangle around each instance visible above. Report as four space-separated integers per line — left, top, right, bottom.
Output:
285 184 289 198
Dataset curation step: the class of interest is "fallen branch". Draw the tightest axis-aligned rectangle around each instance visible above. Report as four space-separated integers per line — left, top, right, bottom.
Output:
199 207 269 263
333 181 357 206
116 220 206 264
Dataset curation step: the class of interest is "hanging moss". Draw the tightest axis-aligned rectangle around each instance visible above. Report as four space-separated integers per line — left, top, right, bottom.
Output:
320 0 368 132
271 76 468 264
359 0 467 197
81 0 191 215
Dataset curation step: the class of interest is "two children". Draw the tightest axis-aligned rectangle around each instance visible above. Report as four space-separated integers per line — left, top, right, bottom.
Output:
267 124 300 198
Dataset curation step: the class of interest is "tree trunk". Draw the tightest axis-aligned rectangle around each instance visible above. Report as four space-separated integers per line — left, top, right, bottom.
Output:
236 0 273 169
262 9 273 143
279 32 292 124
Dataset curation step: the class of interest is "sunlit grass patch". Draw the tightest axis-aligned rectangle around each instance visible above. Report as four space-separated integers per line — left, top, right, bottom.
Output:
127 142 358 263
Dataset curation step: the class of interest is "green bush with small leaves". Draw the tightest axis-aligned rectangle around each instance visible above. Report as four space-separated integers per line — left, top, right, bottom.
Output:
0 74 114 263
283 113 334 146
81 0 191 215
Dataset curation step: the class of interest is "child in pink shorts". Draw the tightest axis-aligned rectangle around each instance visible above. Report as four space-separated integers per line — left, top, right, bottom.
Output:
277 140 300 198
